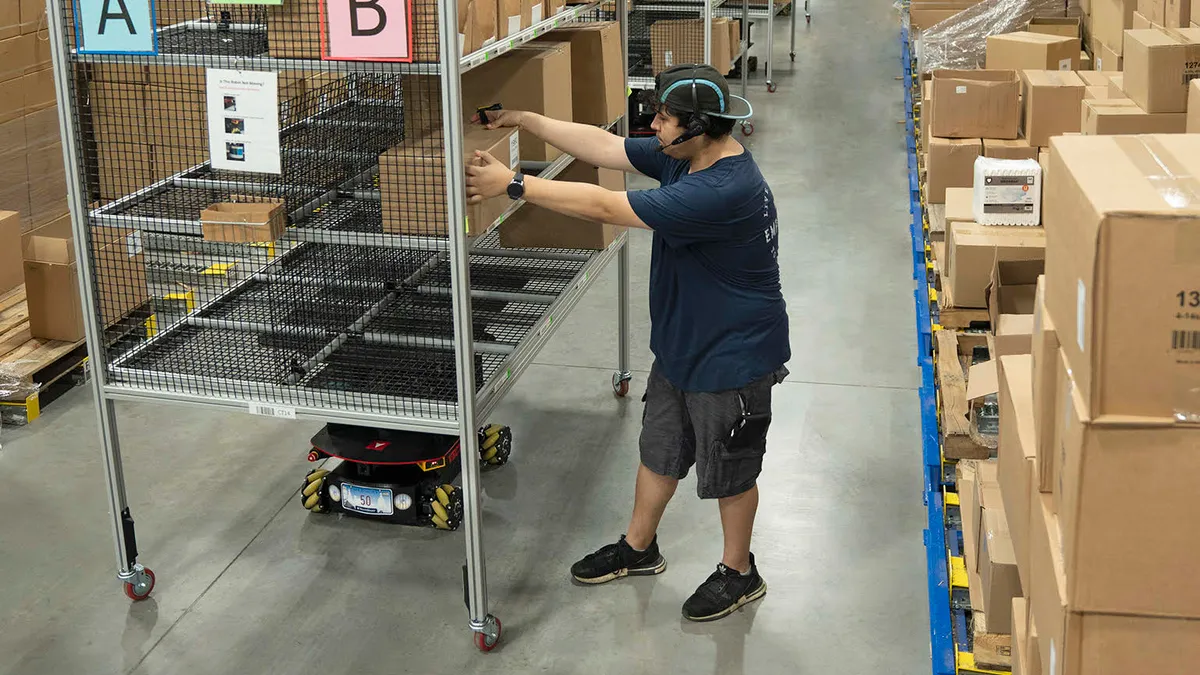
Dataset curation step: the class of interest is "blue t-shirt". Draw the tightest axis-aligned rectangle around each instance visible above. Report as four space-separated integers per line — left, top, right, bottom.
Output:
624 137 789 392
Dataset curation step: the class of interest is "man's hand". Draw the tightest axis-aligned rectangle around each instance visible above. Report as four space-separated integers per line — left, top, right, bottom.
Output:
470 108 526 130
465 151 516 204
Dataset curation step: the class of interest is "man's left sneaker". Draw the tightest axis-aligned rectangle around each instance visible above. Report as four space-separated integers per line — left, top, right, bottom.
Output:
682 553 767 622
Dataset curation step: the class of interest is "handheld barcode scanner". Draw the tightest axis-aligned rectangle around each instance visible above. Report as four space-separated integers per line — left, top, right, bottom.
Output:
476 103 503 125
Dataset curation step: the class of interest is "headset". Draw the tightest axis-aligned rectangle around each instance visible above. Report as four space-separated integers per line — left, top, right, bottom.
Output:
657 65 716 151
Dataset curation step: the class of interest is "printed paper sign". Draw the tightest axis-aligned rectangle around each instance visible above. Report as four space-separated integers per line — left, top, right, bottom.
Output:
321 0 414 62
74 0 157 54
206 69 282 174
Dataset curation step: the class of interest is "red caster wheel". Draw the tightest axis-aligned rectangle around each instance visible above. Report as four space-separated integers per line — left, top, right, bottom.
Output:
766 82 777 93
612 372 632 397
475 617 501 652
123 567 155 601
741 123 756 137
307 449 321 462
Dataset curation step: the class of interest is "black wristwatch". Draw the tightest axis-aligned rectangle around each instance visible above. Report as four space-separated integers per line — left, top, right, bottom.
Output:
506 172 525 200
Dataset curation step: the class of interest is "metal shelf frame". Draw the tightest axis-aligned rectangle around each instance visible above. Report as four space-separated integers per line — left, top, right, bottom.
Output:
44 0 634 648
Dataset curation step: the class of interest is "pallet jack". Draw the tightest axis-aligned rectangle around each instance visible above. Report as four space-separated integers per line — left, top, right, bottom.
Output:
299 423 512 529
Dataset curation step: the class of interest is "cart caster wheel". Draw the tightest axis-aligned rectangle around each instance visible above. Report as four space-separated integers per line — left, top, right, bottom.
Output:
766 82 777 93
431 483 464 530
741 123 755 137
301 469 329 513
123 566 155 601
475 616 502 652
307 449 322 462
806 14 811 24
790 52 796 62
612 371 632 397
479 424 512 466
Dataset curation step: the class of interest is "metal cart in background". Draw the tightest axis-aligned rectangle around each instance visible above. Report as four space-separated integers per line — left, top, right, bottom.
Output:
44 0 633 651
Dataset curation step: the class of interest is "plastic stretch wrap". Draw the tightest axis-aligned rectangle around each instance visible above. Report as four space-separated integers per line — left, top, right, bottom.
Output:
0 362 39 401
917 0 1079 73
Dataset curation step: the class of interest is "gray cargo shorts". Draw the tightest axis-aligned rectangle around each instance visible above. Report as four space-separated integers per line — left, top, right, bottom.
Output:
639 362 789 499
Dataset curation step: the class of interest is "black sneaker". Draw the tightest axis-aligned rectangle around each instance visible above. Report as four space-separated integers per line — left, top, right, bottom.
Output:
682 553 767 622
571 535 667 584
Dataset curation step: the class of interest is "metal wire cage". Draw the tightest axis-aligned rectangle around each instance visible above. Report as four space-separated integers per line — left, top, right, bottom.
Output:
45 0 634 648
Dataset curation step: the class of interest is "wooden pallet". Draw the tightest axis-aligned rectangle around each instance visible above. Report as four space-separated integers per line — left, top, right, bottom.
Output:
1 286 89 423
935 283 991 331
934 329 993 461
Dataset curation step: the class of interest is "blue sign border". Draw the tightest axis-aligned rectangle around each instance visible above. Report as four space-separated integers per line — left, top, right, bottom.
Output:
72 0 160 56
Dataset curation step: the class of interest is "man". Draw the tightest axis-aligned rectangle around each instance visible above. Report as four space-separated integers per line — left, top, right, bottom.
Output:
464 64 789 623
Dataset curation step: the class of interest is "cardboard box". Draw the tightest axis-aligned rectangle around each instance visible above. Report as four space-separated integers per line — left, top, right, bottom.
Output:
1139 0 1166 24
1190 79 1200 130
1044 134 1200 422
1030 489 1200 675
499 162 622 249
537 23 622 126
650 18 733 75
521 0 543 29
1106 73 1125 97
996 314 1035 357
462 41 572 161
980 497 1022 631
1052 359 1200 617
1167 0 1193 25
987 32 1080 71
998 354 1037 591
987 258 1044 330
944 187 974 226
1092 39 1123 70
1081 97 1189 133
984 138 1039 161
729 19 742 63
1079 50 1092 70
921 79 934 149
1090 0 1136 51
1 1 18 41
930 70 1022 139
1021 70 1086 147
462 0 498 53
1123 27 1200 113
909 0 978 29
946 223 1046 309
1076 71 1111 86
380 127 519 237
544 0 565 17
1083 85 1110 99
0 210 21 293
199 199 286 243
1030 279 1060 493
1012 597 1031 675
1027 15 1082 41
926 137 981 203
957 462 983 604
22 216 80 341
498 0 521 39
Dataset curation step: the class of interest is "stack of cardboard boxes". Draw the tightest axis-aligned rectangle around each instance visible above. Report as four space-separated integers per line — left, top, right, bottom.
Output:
1 4 67 234
380 22 625 249
981 133 1200 675
648 16 742 75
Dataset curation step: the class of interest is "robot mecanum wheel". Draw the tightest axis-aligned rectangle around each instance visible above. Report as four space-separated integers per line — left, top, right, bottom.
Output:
299 424 511 528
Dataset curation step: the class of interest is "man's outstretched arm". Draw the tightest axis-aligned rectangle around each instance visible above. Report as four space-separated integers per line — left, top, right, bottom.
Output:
476 110 636 174
465 150 649 230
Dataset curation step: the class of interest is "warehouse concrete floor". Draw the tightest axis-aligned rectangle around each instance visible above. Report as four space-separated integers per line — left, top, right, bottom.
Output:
0 2 927 673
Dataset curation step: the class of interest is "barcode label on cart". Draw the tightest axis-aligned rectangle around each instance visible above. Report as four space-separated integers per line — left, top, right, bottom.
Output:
249 403 296 419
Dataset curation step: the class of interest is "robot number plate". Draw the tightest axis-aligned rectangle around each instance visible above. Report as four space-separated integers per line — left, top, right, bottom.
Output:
342 483 394 516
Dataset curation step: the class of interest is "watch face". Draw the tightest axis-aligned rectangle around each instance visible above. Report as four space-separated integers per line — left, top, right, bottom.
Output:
507 177 523 199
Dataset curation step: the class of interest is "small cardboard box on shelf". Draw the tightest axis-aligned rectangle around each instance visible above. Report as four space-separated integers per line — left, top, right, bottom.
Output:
1021 70 1085 147
200 198 286 244
1080 98 1188 134
1122 27 1200 113
986 32 1080 71
930 70 1021 139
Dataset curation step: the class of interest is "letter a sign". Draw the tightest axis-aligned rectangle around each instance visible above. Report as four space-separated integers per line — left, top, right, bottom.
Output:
74 0 157 54
321 0 414 62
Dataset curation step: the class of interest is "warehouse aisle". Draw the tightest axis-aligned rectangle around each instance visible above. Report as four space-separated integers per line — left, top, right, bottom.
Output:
0 2 927 674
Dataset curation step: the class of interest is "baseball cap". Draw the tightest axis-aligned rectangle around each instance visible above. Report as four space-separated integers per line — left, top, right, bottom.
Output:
653 64 754 120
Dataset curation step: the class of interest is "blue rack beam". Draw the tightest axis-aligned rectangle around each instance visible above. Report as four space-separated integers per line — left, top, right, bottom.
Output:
902 22 956 675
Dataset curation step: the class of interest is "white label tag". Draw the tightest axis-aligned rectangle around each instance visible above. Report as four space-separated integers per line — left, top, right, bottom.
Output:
1059 57 1072 70
531 4 543 24
126 231 143 257
458 32 465 57
1096 57 1103 71
665 50 673 67
1077 279 1086 352
955 85 967 94
507 15 520 35
509 131 520 169
1050 639 1058 675
249 402 296 419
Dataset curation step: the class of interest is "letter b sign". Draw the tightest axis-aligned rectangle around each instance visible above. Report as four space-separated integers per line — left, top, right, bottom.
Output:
323 0 413 61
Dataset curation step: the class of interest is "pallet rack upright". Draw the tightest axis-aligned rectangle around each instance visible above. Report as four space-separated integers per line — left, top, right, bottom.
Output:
44 0 633 651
